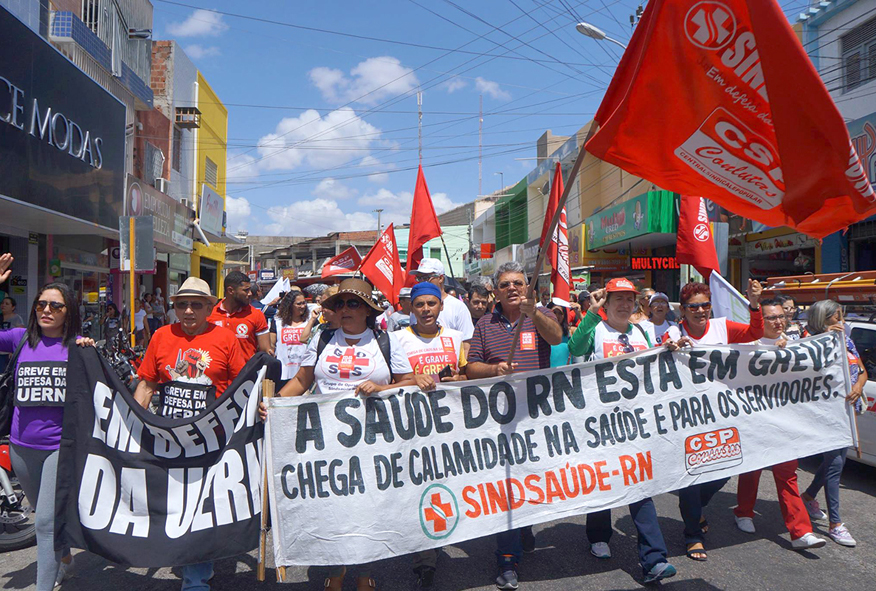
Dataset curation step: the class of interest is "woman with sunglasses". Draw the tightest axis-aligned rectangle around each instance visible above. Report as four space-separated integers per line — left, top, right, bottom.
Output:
2 279 95 590
270 290 319 388
663 279 764 561
271 278 415 591
567 277 677 585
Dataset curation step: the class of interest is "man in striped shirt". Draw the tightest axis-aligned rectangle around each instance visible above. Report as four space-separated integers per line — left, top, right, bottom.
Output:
466 261 562 590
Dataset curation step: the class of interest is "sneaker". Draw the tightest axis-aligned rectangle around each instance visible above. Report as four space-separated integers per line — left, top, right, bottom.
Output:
828 524 857 547
415 566 436 589
734 515 756 534
643 562 677 584
54 556 74 588
791 532 827 550
521 527 536 553
590 541 611 559
496 567 519 590
804 498 827 521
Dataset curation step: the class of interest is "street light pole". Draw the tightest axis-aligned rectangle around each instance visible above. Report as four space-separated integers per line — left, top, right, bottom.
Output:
374 208 383 234
575 21 628 49
494 171 504 191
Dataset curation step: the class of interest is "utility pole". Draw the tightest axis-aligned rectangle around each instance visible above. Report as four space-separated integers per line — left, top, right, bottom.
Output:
417 90 423 165
374 208 383 234
478 94 483 198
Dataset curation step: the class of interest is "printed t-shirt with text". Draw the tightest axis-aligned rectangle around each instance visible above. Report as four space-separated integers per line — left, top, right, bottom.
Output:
395 326 467 378
0 328 69 450
593 321 651 360
137 324 247 418
208 302 269 359
300 328 413 396
271 317 309 380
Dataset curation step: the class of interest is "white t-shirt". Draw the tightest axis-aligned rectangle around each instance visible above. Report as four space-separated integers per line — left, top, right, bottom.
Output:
273 317 309 380
634 319 657 345
665 318 730 346
593 321 652 360
394 326 466 377
410 294 475 340
134 309 148 330
301 328 413 396
651 320 677 343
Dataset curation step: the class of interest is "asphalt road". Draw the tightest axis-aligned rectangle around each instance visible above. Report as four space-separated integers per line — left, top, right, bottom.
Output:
2 457 875 591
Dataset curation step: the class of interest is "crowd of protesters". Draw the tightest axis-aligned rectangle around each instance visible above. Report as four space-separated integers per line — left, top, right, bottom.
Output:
0 249 867 591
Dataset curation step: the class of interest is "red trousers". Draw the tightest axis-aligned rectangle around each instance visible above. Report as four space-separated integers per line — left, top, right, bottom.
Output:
734 460 812 540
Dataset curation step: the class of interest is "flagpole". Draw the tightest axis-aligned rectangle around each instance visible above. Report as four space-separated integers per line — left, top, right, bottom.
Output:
439 235 458 285
507 121 597 365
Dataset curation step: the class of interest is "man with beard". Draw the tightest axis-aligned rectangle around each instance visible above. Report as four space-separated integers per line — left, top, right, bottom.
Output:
208 270 271 358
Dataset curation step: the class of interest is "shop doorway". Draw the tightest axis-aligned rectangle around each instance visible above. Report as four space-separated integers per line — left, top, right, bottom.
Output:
200 261 218 295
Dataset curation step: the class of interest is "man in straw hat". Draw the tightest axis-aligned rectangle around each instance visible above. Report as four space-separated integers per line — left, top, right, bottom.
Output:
134 277 248 589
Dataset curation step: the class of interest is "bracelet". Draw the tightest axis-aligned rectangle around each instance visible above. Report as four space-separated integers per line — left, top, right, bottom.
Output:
749 304 760 311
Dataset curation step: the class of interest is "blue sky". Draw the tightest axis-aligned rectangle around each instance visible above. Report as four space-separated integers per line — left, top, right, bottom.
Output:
152 0 810 237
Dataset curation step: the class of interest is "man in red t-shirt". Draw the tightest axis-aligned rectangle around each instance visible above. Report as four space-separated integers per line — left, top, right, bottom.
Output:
207 270 271 359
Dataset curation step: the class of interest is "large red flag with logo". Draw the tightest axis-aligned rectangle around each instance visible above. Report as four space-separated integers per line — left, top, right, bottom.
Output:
539 162 571 305
585 0 876 238
677 195 720 278
321 247 362 279
359 224 404 306
405 165 442 285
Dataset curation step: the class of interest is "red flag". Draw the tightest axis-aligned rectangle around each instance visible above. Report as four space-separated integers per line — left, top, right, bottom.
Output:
677 195 720 279
585 0 876 239
405 165 442 285
359 224 404 306
321 247 362 279
539 163 571 305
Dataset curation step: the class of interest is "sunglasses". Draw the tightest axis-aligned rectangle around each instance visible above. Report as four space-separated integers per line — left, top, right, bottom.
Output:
173 300 206 311
35 301 66 313
331 298 363 311
617 333 635 354
683 302 712 311
498 280 526 290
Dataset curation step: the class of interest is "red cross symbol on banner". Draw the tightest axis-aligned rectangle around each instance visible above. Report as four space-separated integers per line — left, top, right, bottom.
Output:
423 492 454 533
325 347 370 378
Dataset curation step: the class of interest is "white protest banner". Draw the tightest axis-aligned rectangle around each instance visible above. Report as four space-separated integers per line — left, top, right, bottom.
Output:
266 333 853 566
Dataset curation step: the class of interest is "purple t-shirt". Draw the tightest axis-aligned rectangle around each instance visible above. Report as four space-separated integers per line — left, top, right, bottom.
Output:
1 328 69 450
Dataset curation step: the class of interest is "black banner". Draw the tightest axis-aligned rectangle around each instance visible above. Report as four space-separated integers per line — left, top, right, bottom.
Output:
54 347 277 567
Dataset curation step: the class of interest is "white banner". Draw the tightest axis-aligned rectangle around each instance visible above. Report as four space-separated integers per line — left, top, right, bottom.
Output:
266 333 853 566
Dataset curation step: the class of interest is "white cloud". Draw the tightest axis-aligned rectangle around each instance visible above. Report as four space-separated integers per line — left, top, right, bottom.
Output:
309 57 419 105
359 155 396 183
357 188 463 226
256 107 381 170
184 44 221 60
263 198 377 235
475 77 511 100
442 77 467 93
224 195 252 233
225 153 259 183
167 9 228 37
312 178 357 200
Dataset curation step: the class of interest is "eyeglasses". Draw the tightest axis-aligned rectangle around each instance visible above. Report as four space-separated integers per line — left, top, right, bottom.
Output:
682 302 712 311
35 301 66 313
498 280 526 290
331 298 363 311
617 333 635 354
763 314 785 321
174 300 206 311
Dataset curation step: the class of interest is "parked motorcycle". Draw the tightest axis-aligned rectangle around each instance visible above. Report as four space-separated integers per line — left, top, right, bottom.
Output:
0 439 36 551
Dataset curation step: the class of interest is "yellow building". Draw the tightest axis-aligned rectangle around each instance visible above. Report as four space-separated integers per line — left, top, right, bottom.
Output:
192 72 229 294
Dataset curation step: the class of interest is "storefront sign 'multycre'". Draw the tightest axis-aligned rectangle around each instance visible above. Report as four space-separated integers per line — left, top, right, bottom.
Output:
54 348 275 568
0 6 126 230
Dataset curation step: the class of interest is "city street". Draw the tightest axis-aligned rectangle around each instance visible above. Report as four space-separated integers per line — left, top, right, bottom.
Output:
2 457 874 590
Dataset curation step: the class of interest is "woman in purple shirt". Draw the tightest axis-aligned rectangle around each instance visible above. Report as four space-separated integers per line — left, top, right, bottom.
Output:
3 281 92 590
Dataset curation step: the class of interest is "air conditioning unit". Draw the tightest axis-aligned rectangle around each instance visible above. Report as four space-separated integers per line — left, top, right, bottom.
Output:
154 178 169 194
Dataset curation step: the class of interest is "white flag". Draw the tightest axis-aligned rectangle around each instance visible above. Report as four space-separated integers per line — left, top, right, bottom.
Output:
709 272 749 324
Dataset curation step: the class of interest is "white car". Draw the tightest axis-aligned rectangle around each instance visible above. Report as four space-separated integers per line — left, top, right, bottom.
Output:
848 321 876 467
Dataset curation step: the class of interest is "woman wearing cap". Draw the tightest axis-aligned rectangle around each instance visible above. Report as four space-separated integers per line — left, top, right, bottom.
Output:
663 279 764 561
270 278 415 591
648 293 676 343
567 277 677 585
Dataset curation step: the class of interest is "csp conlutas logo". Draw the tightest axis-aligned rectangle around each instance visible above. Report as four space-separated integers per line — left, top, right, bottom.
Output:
684 1 737 51
419 484 459 540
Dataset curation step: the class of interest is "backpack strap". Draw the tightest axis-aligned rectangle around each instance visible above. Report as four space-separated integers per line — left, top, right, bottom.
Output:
375 330 394 382
5 334 29 381
316 328 336 360
631 323 652 347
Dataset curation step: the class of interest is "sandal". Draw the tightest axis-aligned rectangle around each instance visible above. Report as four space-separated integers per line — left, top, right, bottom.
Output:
686 542 708 562
324 566 346 590
357 576 377 590
700 518 709 534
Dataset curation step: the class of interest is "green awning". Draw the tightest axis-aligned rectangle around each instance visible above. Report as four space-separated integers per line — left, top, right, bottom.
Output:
584 190 678 250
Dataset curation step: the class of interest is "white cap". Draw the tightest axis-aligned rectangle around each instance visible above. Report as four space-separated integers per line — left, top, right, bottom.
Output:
649 292 669 305
414 257 445 276
399 287 412 299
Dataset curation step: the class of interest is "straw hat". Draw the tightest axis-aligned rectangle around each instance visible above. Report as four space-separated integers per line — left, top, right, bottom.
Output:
321 278 382 313
169 277 218 305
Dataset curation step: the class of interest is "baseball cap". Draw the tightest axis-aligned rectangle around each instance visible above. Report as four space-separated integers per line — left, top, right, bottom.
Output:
399 287 412 299
605 277 639 294
414 258 445 276
649 292 669 305
578 289 591 300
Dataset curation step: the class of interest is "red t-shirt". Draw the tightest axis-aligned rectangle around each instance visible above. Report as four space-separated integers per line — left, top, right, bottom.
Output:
138 324 247 397
207 301 269 359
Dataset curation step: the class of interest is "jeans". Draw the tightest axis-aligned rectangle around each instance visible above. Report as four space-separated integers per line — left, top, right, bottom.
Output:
804 447 847 524
734 460 811 540
9 444 67 591
587 498 669 574
678 478 729 545
495 527 523 567
181 562 213 591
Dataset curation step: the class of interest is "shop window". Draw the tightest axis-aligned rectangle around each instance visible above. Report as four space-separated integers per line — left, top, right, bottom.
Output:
144 142 165 187
172 127 182 172
841 16 876 93
205 157 218 188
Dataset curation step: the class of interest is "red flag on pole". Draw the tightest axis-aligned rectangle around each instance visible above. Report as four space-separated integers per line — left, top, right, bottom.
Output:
584 0 876 238
359 224 404 306
405 165 442 285
676 195 720 279
321 247 362 279
539 162 571 306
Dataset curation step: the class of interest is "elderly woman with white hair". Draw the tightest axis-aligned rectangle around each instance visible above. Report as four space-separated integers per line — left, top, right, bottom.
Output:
799 299 867 548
